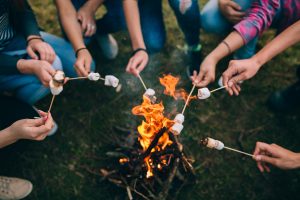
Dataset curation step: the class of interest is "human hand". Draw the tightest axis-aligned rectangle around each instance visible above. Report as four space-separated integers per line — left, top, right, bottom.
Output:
222 59 261 96
191 56 216 87
8 111 54 141
17 59 56 87
126 50 149 76
253 142 300 172
77 4 97 37
27 37 56 64
219 0 245 24
74 49 92 77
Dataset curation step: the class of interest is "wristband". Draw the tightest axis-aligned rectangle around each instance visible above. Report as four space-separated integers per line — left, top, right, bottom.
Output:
222 40 232 54
131 48 148 57
75 47 88 58
26 37 44 45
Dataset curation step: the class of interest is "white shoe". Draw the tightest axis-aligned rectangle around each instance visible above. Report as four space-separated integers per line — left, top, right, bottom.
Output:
96 34 118 60
0 176 33 200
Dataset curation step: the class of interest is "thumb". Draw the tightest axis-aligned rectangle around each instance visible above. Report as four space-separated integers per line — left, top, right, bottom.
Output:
255 155 277 166
29 118 45 127
27 47 39 60
228 73 246 87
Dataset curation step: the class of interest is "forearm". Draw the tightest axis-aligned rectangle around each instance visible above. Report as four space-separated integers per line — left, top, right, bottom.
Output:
208 31 244 61
55 0 86 50
123 0 146 50
252 20 300 67
0 128 17 148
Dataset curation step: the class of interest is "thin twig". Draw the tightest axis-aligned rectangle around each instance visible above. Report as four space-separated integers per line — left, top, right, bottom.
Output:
48 95 56 113
210 85 227 93
137 74 147 91
224 146 253 157
181 84 196 114
67 77 105 81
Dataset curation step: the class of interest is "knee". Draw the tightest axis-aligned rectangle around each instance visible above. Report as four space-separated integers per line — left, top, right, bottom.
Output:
201 11 228 34
146 40 165 54
52 56 63 71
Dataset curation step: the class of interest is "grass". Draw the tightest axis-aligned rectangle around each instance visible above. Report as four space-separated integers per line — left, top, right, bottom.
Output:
1 0 300 199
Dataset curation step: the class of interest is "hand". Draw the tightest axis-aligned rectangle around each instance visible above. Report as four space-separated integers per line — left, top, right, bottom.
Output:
253 142 300 172
222 59 261 96
27 37 56 64
126 51 149 76
74 49 92 77
191 56 216 87
17 59 56 87
8 111 54 141
77 4 97 37
219 0 245 24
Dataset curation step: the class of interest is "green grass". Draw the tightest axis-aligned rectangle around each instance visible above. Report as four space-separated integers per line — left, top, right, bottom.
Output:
1 0 300 199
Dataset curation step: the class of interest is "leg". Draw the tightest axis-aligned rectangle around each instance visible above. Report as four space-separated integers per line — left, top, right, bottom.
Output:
168 0 200 47
40 32 96 77
139 0 166 53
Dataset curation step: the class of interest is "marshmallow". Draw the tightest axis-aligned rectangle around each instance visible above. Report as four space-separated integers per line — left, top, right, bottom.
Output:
170 123 184 135
202 137 224 150
218 77 224 87
144 88 155 97
197 88 211 99
88 72 100 81
105 75 119 88
53 70 65 83
49 79 63 95
174 114 184 124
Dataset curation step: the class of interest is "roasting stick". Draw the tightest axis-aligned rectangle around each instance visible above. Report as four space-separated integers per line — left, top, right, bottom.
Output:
48 95 56 113
181 84 196 114
68 77 105 81
224 146 253 157
137 74 147 91
210 85 227 93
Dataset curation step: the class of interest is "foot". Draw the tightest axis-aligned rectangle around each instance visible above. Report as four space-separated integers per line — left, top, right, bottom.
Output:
95 34 118 60
267 81 300 113
185 44 203 79
0 176 33 200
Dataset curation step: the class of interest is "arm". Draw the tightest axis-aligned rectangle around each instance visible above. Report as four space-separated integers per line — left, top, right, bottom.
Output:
222 20 300 95
123 0 149 76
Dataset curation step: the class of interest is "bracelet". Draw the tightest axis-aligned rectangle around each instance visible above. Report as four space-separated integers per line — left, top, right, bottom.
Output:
26 37 44 45
131 48 148 57
222 40 232 54
75 47 88 58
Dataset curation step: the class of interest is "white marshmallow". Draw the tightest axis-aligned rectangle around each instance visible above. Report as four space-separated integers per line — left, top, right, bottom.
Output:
218 77 224 87
197 88 211 99
206 137 224 150
174 114 184 124
144 88 155 98
53 70 65 83
170 123 184 135
49 80 63 95
105 75 119 88
88 72 100 81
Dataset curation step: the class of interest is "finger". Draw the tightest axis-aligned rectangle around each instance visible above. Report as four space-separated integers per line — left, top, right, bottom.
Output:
231 84 240 96
257 161 264 172
194 71 205 87
263 163 271 172
253 142 276 156
47 45 56 64
129 58 140 75
81 18 88 35
28 118 45 127
27 47 39 60
35 133 48 141
228 73 246 88
228 1 242 11
136 58 148 75
126 58 133 73
45 113 54 129
85 24 92 37
45 65 56 77
255 155 277 166
75 63 87 77
83 59 91 77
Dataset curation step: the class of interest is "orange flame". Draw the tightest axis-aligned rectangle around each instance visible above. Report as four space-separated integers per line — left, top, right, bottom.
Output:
159 74 196 103
132 96 174 178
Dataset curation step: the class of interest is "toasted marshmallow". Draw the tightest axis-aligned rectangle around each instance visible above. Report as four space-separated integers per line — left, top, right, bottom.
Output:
88 72 100 81
197 88 211 99
53 70 65 83
49 79 63 95
174 114 184 124
144 88 155 97
105 75 119 88
170 123 184 135
202 137 224 150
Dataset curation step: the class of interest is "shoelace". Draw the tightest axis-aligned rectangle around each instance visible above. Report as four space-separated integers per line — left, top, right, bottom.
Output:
0 177 11 194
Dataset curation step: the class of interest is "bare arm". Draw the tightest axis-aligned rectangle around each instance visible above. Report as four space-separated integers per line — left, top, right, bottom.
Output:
0 128 16 148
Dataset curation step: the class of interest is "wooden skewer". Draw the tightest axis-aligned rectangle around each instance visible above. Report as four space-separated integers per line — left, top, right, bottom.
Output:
67 77 105 81
48 95 56 113
224 146 253 157
210 85 227 93
181 84 196 114
137 74 147 91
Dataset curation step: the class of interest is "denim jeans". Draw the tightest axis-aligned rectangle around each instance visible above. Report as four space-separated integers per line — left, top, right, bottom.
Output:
71 0 200 53
201 0 257 59
0 32 81 105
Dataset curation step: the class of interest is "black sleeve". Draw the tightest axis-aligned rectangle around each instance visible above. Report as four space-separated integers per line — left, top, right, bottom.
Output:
0 54 22 75
11 0 41 39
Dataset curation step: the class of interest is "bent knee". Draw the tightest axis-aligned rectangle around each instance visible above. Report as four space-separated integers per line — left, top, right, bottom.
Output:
201 12 230 34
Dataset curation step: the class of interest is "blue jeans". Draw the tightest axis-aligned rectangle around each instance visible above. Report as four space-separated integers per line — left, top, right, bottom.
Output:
0 32 82 105
201 0 257 59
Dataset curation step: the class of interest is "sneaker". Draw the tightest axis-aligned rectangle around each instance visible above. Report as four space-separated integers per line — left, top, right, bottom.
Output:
95 34 118 60
184 44 203 79
0 176 33 200
267 81 300 113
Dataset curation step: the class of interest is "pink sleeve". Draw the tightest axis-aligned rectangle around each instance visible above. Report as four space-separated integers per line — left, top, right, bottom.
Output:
233 0 280 44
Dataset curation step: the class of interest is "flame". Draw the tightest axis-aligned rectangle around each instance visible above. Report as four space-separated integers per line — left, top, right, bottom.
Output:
132 96 174 178
159 74 196 103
